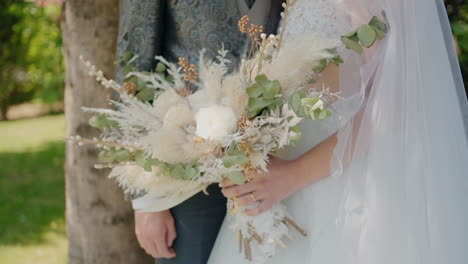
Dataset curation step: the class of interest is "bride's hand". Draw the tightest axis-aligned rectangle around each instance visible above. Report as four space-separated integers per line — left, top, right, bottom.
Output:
221 157 301 216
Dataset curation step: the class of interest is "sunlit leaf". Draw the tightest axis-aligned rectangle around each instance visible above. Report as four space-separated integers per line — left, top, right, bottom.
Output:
136 88 156 101
246 84 263 98
88 114 118 130
155 62 167 73
263 80 282 99
369 16 388 33
224 171 246 185
314 59 328 73
341 36 363 54
357 24 377 48
221 151 250 168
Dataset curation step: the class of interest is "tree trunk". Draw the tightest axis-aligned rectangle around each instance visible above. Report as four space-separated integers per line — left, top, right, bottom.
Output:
61 1 152 263
0 102 8 121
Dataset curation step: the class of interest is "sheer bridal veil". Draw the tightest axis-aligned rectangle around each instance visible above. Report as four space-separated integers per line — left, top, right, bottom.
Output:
329 0 468 263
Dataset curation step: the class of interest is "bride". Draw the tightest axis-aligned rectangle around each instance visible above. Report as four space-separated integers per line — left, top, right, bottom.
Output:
209 0 468 263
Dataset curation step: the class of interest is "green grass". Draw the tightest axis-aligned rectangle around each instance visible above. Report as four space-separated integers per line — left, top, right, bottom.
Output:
0 114 67 264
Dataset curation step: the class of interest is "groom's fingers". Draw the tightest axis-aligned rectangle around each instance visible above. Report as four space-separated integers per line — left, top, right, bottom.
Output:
144 240 159 258
166 221 177 250
155 230 175 259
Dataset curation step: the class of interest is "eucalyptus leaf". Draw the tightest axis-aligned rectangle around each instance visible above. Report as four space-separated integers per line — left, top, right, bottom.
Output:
246 84 263 98
114 149 131 162
135 78 147 91
221 151 249 168
136 88 156 101
326 48 338 54
357 24 377 48
182 166 199 180
121 64 133 78
331 55 344 65
155 62 167 73
226 143 241 155
247 97 276 118
267 98 284 112
302 97 324 111
373 27 386 40
263 80 282 99
135 151 153 172
172 164 186 179
288 91 306 113
255 74 270 87
341 37 363 54
224 171 246 185
89 114 118 130
154 160 172 176
314 59 328 73
98 150 115 163
166 74 174 83
298 106 309 119
343 29 358 38
311 109 331 121
369 16 388 33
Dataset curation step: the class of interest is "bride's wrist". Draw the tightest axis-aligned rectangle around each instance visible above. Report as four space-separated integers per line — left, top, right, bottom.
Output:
284 159 310 194
288 157 320 192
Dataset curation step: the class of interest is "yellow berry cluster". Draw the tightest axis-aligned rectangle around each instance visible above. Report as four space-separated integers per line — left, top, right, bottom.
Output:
122 81 137 95
237 115 250 131
242 163 257 182
193 136 206 144
178 57 198 83
238 15 264 41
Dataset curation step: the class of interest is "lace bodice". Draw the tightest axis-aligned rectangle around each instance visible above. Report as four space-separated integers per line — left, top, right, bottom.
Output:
283 0 351 40
278 0 353 160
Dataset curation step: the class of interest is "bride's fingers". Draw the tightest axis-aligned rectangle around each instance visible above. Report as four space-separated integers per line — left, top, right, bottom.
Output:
220 178 236 188
238 192 261 206
244 200 273 216
221 181 257 198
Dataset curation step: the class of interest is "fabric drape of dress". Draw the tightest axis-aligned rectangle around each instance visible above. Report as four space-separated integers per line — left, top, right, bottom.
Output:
209 0 468 263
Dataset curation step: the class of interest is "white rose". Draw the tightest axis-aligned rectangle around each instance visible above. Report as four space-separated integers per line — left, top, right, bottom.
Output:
195 105 237 142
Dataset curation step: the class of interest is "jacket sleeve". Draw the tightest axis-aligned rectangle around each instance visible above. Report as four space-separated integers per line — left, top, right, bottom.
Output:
115 0 165 83
115 0 165 202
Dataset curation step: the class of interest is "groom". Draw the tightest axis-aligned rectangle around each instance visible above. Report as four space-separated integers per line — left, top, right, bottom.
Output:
116 1 282 263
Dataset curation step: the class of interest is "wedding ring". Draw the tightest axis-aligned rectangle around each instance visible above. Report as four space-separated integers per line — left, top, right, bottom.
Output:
227 197 240 215
250 193 257 202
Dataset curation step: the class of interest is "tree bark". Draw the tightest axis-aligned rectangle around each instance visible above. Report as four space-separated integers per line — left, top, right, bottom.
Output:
0 102 8 121
61 1 152 263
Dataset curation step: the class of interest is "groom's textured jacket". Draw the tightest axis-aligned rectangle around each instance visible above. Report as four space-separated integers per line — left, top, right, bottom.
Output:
115 0 283 83
113 1 282 263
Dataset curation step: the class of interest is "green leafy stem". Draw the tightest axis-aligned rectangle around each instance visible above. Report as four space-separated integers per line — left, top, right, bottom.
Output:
341 15 389 54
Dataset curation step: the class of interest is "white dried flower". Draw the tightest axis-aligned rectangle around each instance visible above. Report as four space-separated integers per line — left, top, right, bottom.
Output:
195 105 237 142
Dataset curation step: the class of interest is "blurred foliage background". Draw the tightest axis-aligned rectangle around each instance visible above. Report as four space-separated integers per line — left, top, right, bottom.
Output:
0 0 63 121
0 1 466 264
446 0 468 88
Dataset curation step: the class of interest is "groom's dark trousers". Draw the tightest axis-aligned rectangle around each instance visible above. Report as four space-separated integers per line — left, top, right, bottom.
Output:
158 184 226 264
116 1 281 263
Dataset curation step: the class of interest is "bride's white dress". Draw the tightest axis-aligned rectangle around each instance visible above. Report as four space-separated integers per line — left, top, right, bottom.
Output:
209 1 358 263
209 0 468 263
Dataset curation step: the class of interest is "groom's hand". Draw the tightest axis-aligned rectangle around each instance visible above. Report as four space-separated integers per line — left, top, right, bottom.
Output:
135 210 177 259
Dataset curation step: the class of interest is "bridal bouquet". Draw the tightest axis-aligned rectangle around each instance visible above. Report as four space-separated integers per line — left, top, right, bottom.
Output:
69 1 387 261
